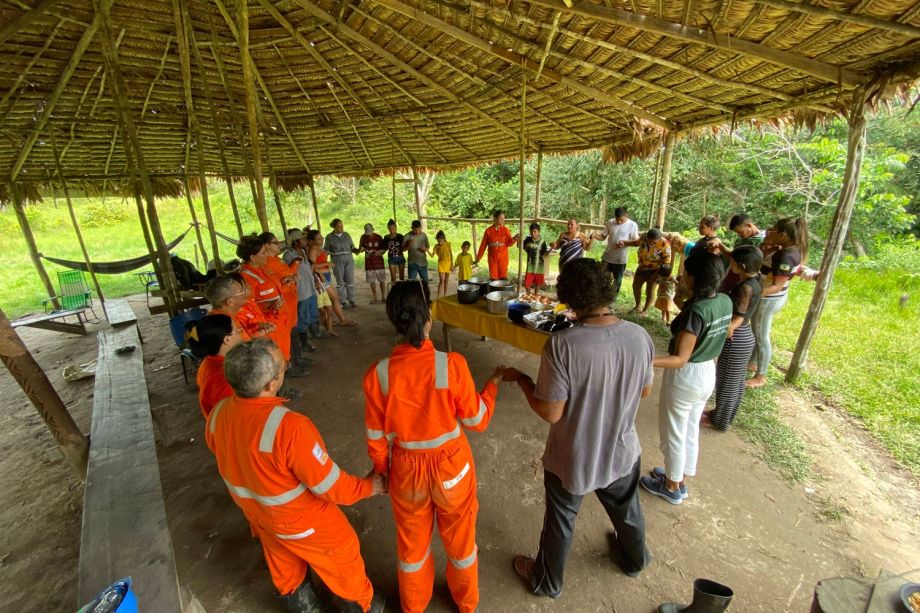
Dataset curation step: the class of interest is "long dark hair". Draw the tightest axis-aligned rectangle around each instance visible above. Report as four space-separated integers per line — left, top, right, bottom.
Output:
772 217 808 262
684 252 726 300
386 281 431 348
186 314 233 359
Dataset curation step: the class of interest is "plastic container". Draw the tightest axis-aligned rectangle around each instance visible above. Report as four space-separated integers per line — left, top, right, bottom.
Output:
77 577 137 613
507 301 532 323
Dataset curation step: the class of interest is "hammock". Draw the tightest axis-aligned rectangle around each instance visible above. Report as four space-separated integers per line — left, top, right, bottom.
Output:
40 227 193 274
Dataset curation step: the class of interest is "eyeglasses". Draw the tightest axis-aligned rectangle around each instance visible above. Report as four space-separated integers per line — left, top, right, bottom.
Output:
229 289 247 298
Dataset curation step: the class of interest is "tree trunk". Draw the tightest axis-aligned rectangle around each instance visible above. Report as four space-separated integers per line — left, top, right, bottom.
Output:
656 131 676 230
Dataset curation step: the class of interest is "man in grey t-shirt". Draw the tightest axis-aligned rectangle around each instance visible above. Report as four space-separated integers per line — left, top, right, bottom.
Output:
505 258 654 598
592 206 640 302
402 219 431 283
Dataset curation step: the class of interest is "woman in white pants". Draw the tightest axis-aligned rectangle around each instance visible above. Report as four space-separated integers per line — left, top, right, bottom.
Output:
640 253 732 505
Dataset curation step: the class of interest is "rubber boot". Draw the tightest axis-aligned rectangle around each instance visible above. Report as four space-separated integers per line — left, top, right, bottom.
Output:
658 579 733 613
289 330 312 368
334 591 385 613
278 577 324 613
299 330 317 353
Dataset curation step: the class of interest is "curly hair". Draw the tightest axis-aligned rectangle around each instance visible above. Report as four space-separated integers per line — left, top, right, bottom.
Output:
556 258 616 312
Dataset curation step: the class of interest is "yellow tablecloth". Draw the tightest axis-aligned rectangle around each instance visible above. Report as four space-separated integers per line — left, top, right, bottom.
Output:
431 294 550 355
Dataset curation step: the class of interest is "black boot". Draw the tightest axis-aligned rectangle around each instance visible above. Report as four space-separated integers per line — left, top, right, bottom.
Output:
299 331 317 353
658 579 733 613
334 591 385 613
278 578 324 613
288 330 312 368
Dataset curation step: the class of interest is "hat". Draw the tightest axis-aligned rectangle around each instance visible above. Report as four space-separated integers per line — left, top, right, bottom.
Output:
288 229 305 242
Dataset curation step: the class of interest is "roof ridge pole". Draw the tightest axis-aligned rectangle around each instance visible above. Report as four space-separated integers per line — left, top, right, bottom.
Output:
8 180 60 309
517 69 527 291
786 86 868 384
49 129 105 305
655 132 676 230
93 0 179 315
237 0 270 232
0 307 88 480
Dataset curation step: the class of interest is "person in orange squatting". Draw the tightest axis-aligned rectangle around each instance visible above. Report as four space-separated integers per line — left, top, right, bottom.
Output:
364 281 509 613
185 313 243 419
237 234 306 378
259 230 311 370
207 338 387 613
475 209 520 280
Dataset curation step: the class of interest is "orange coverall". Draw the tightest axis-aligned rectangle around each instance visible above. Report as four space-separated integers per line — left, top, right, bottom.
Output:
264 255 300 335
364 340 497 613
240 264 291 359
209 307 254 342
196 355 233 419
475 225 516 280
206 395 376 609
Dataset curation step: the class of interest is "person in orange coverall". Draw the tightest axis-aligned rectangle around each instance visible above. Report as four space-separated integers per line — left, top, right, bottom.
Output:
185 313 243 419
475 209 519 280
205 275 259 341
364 281 507 613
207 338 386 613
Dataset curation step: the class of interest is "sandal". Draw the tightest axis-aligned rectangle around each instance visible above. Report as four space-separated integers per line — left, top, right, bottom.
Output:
745 376 766 388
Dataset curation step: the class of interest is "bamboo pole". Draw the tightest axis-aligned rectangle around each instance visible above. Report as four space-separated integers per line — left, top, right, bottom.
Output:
182 175 209 262
50 130 104 304
237 0 269 232
391 173 397 223
786 89 868 383
655 132 676 230
262 133 289 238
132 191 161 285
471 223 478 257
9 181 59 309
534 148 543 222
412 166 424 231
94 0 178 315
649 149 663 229
0 307 88 479
308 177 322 230
517 70 527 288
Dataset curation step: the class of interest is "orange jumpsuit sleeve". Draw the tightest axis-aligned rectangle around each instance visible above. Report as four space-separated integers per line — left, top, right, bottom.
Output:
475 228 490 262
363 362 390 475
503 227 516 247
449 353 498 433
285 416 374 506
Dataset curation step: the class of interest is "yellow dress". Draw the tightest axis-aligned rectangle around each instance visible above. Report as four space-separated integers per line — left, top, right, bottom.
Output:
454 252 473 281
436 242 453 273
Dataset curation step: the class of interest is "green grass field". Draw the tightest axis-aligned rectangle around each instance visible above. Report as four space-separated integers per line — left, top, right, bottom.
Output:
1 192 918 475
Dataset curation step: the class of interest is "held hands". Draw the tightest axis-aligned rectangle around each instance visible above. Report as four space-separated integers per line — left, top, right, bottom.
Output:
368 470 388 495
258 322 277 334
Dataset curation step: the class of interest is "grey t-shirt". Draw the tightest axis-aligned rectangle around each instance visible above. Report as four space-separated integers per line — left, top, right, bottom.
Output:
535 320 655 495
283 248 315 301
601 218 639 265
403 232 430 266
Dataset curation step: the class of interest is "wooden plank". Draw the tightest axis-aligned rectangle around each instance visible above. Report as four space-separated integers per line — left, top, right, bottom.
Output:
148 297 208 316
12 309 88 335
78 326 182 610
103 298 137 327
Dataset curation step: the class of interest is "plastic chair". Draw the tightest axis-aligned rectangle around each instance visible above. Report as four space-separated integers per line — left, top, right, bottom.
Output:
136 271 159 308
169 307 207 384
44 270 98 320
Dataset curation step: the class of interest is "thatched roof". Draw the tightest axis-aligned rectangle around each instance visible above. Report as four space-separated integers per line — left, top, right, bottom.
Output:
2 0 919 187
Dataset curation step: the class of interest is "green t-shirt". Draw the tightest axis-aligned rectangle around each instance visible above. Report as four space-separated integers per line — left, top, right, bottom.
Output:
734 229 766 248
668 294 733 362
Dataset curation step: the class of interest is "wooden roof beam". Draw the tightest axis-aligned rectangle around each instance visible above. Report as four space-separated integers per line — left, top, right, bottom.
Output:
374 0 675 129
0 0 63 45
526 0 865 87
9 14 99 181
755 0 920 38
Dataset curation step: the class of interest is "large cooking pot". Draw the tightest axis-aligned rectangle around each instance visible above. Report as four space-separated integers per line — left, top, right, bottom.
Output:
456 284 480 305
488 279 515 294
467 276 491 297
485 290 517 314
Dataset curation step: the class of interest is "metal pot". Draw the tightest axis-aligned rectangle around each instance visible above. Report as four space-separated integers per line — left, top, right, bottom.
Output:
457 284 480 305
488 279 515 294
485 290 517 314
467 276 491 297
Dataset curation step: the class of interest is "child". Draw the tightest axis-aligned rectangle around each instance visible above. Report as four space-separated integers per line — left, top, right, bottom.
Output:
312 270 338 337
654 265 677 323
430 230 453 299
522 222 548 292
454 241 474 283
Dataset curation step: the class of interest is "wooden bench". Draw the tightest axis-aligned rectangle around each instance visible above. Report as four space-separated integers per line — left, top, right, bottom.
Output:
103 298 137 328
11 308 88 335
78 325 183 610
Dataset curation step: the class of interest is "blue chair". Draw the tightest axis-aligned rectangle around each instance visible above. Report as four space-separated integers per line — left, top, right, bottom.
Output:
169 307 207 384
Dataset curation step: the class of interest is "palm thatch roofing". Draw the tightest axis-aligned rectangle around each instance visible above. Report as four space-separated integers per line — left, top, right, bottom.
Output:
2 0 919 189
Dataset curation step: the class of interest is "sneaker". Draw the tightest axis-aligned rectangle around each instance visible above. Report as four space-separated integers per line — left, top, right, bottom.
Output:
640 474 683 505
650 467 688 499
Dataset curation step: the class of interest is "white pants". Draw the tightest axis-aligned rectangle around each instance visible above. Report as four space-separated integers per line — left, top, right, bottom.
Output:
658 360 716 482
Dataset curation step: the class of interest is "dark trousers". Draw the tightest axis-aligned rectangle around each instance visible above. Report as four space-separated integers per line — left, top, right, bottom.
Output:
529 460 649 597
606 263 628 300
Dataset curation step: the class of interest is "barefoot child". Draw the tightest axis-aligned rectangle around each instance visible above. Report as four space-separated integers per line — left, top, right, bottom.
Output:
430 230 453 299
655 265 677 323
523 223 549 292
454 241 474 283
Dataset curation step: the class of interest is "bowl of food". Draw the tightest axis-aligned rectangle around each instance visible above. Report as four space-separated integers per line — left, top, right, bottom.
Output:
901 583 920 613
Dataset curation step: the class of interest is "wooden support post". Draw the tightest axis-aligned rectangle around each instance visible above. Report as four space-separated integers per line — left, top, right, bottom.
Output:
132 191 161 284
392 173 397 223
655 132 676 230
9 181 59 309
50 130 104 304
262 134 289 238
182 176 209 262
471 222 478 257
197 176 221 272
517 71 527 288
238 0 269 232
308 177 321 230
786 89 868 384
649 149 662 229
534 148 543 222
412 167 424 231
225 179 244 237
0 307 88 479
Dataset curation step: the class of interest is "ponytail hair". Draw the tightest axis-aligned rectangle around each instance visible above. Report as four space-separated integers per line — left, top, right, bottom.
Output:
773 217 808 263
386 281 431 348
186 314 234 359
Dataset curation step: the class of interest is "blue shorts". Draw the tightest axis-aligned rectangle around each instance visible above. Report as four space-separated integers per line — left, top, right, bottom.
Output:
388 255 406 266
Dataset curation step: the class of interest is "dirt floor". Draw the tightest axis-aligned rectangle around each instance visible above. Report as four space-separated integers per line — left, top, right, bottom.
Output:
1 282 919 612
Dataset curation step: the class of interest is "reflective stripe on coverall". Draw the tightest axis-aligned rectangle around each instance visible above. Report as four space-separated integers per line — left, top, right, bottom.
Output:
240 265 291 359
364 340 497 613
206 396 375 608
